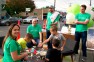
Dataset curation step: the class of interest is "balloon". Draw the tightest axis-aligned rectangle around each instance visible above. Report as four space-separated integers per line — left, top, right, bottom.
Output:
66 13 75 24
71 4 80 15
87 19 94 28
86 6 94 19
67 4 80 15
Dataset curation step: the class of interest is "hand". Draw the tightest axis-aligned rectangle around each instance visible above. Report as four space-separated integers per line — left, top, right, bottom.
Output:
23 52 28 57
61 47 64 51
38 42 43 47
75 20 79 24
24 56 28 61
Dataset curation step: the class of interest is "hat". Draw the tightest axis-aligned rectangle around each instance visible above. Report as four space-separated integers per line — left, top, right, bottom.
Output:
49 6 54 9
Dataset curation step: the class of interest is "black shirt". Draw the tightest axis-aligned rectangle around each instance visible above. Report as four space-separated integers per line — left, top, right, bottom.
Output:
46 49 62 62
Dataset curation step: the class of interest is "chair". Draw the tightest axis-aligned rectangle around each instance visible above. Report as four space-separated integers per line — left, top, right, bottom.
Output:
61 39 76 62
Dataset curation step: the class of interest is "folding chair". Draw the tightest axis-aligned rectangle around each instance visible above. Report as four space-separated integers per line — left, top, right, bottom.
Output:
61 39 76 62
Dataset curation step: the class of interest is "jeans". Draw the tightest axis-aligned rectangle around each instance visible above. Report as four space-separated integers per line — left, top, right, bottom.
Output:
74 31 87 57
46 29 52 49
26 37 39 48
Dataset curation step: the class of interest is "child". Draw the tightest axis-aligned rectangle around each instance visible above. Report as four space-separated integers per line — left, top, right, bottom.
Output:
46 38 62 62
17 33 36 50
39 25 66 50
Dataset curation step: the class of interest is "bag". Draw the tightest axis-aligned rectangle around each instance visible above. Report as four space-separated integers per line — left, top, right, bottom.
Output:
50 11 59 23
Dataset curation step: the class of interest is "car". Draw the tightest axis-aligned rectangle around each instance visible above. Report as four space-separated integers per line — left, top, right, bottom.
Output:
0 17 22 26
22 16 39 23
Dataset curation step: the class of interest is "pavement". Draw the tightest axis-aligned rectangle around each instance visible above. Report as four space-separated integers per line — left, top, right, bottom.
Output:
0 21 94 62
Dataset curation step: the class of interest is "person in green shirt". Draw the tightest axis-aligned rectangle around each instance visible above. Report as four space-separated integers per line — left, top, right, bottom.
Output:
17 33 34 50
27 18 42 48
2 23 28 62
74 5 91 61
46 6 60 49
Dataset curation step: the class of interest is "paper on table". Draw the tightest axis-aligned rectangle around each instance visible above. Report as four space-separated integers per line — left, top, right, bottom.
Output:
61 26 75 35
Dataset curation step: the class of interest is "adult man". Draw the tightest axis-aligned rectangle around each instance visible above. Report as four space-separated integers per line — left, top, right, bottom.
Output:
46 6 60 49
26 19 42 48
74 5 91 61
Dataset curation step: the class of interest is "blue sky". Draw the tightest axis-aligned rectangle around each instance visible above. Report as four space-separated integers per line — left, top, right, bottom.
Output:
33 0 94 11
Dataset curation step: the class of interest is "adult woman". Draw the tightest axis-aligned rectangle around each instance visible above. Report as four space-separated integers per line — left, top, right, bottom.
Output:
2 23 28 62
26 18 42 48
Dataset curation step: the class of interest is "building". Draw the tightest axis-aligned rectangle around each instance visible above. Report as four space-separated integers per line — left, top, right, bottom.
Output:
19 8 49 20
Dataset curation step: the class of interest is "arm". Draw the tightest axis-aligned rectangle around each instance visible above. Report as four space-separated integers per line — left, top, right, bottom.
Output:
39 32 42 43
46 49 51 61
26 26 30 33
42 34 53 44
61 34 66 50
32 39 37 44
46 19 47 25
75 13 90 25
9 40 28 61
38 38 50 47
61 40 66 50
42 38 50 45
75 19 89 24
11 51 28 61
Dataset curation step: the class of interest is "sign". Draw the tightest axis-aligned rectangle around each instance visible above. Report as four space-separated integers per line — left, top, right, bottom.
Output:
26 8 31 11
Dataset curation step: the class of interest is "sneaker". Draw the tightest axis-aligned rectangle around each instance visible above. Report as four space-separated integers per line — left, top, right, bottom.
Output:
81 57 87 62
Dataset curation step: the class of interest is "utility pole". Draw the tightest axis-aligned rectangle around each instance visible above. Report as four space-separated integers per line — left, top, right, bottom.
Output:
0 1 2 19
69 3 72 7
54 0 56 10
90 0 91 6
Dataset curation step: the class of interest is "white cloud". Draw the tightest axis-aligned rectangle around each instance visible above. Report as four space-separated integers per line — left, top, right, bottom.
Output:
33 0 94 11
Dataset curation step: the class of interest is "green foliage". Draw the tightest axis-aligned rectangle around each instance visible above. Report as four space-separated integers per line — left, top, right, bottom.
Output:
92 7 94 12
4 0 35 16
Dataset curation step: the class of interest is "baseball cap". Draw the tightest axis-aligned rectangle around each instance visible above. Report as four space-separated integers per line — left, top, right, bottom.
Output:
49 6 54 9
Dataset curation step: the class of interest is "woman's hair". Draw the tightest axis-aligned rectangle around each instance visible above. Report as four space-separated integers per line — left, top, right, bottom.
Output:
50 25 58 31
52 38 60 48
81 4 87 10
25 33 33 39
2 23 20 49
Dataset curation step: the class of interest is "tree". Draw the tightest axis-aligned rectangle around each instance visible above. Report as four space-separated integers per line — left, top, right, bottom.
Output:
4 0 35 16
92 7 94 12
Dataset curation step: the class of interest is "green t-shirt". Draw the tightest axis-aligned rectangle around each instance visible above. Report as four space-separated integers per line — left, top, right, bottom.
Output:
46 12 60 30
75 13 91 32
17 38 27 50
3 36 21 62
27 24 42 38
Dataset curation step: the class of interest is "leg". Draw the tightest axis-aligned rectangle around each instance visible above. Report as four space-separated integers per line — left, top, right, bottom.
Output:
74 32 81 54
81 31 87 57
46 29 52 49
